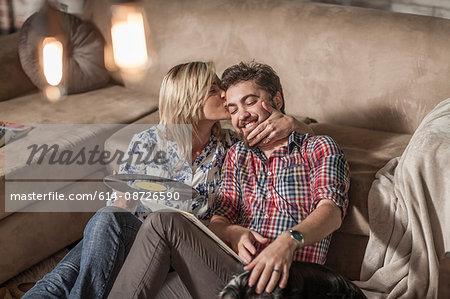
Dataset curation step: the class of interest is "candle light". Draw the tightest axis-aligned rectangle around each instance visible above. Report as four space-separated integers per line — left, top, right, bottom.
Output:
42 37 63 86
110 2 150 79
42 36 64 102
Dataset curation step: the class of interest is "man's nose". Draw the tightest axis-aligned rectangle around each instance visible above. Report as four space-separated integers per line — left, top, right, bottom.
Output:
238 108 250 120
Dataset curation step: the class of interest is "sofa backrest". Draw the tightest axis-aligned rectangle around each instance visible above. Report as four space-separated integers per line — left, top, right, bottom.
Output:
0 32 37 101
83 0 450 134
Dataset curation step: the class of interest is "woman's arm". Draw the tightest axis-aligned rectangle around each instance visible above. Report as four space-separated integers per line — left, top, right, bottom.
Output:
246 101 314 147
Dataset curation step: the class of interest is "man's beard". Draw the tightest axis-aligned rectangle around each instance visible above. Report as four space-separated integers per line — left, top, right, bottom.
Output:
236 111 271 150
237 128 256 149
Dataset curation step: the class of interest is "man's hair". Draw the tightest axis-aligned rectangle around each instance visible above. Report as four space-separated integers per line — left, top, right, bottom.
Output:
220 61 285 113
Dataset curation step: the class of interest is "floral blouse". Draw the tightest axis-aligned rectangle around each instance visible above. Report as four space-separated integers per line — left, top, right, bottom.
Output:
109 125 237 223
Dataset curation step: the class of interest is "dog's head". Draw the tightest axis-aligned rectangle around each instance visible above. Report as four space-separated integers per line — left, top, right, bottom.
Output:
218 262 366 299
218 271 300 299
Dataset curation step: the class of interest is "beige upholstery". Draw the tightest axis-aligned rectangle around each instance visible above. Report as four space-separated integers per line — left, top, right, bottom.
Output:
0 85 158 125
1 0 449 289
84 0 450 134
310 123 411 236
0 32 36 102
310 123 411 279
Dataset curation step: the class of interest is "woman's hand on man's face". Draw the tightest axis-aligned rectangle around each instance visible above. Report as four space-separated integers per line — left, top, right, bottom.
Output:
247 101 314 147
246 101 294 147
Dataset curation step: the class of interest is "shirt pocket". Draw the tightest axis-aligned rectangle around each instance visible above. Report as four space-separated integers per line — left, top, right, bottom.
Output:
274 163 310 222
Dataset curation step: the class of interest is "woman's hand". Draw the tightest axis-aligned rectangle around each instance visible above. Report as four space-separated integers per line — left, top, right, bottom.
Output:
247 101 314 147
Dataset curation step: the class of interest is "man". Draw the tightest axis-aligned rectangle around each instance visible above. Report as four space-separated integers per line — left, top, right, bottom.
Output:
108 62 350 299
210 61 349 294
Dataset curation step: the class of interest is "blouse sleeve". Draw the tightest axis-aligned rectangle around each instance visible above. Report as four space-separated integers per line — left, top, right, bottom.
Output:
119 130 156 175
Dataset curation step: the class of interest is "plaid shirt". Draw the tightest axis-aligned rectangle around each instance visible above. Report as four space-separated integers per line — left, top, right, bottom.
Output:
214 132 350 264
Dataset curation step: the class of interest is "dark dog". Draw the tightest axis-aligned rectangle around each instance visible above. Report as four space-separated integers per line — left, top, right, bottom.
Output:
218 262 366 299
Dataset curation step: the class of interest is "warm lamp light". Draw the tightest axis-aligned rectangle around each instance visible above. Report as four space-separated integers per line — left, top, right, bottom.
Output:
42 37 63 86
41 36 65 102
110 2 150 76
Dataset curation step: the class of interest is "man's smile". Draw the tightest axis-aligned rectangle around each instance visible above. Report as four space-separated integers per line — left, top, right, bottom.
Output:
239 119 258 132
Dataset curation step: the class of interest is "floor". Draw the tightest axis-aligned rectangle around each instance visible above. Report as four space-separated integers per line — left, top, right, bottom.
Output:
0 248 68 298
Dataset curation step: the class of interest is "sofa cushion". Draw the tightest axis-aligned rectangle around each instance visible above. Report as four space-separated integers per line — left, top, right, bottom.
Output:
0 32 36 101
310 122 411 236
0 85 158 125
0 86 158 215
18 6 110 94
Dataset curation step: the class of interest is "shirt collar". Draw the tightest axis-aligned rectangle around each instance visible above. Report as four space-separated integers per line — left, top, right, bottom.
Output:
288 132 309 154
248 131 309 158
251 147 267 161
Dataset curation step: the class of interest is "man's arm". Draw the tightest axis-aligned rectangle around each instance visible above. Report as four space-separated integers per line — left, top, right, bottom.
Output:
209 215 268 265
286 199 342 246
243 199 342 294
244 136 349 294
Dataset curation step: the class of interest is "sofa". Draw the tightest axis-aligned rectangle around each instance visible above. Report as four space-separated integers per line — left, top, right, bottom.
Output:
1 0 449 295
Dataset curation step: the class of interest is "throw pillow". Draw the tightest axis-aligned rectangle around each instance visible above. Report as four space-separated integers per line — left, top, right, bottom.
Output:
18 6 110 94
0 121 34 148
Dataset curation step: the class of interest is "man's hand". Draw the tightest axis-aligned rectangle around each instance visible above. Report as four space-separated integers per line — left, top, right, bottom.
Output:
243 232 297 294
247 101 314 147
227 226 268 264
209 216 268 264
242 200 342 294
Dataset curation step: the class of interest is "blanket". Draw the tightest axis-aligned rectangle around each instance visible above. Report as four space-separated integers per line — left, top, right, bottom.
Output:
355 98 450 298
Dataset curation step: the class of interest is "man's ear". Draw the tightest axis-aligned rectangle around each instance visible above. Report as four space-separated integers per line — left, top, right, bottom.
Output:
273 91 284 110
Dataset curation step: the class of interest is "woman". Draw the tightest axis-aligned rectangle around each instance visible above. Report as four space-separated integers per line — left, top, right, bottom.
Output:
23 61 309 299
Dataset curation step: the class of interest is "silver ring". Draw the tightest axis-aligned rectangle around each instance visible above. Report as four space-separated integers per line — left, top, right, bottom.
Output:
266 137 271 142
273 269 281 274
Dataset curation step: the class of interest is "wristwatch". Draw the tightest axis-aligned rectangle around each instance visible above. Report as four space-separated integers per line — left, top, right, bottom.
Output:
288 229 304 250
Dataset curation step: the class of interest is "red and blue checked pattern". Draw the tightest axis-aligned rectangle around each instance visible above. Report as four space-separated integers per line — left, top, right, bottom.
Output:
214 132 350 264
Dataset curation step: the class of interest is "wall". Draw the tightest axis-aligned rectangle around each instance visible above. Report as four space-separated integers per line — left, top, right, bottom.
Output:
0 0 85 35
308 0 450 19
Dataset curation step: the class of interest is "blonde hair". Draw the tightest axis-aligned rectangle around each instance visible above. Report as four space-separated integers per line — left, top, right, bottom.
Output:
158 61 223 164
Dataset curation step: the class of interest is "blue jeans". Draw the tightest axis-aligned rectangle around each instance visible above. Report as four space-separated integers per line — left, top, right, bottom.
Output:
22 206 142 299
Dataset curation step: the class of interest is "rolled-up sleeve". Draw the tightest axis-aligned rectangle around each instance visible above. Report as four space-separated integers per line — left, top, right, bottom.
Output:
308 136 350 218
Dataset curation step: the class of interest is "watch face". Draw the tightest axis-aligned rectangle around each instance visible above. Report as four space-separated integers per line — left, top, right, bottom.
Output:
290 229 304 243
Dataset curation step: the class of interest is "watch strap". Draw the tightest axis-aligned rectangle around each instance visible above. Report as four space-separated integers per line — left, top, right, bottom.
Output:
288 229 304 250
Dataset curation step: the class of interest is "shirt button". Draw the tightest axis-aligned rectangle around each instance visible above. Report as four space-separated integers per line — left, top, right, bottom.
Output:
264 213 269 218
267 171 272 175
